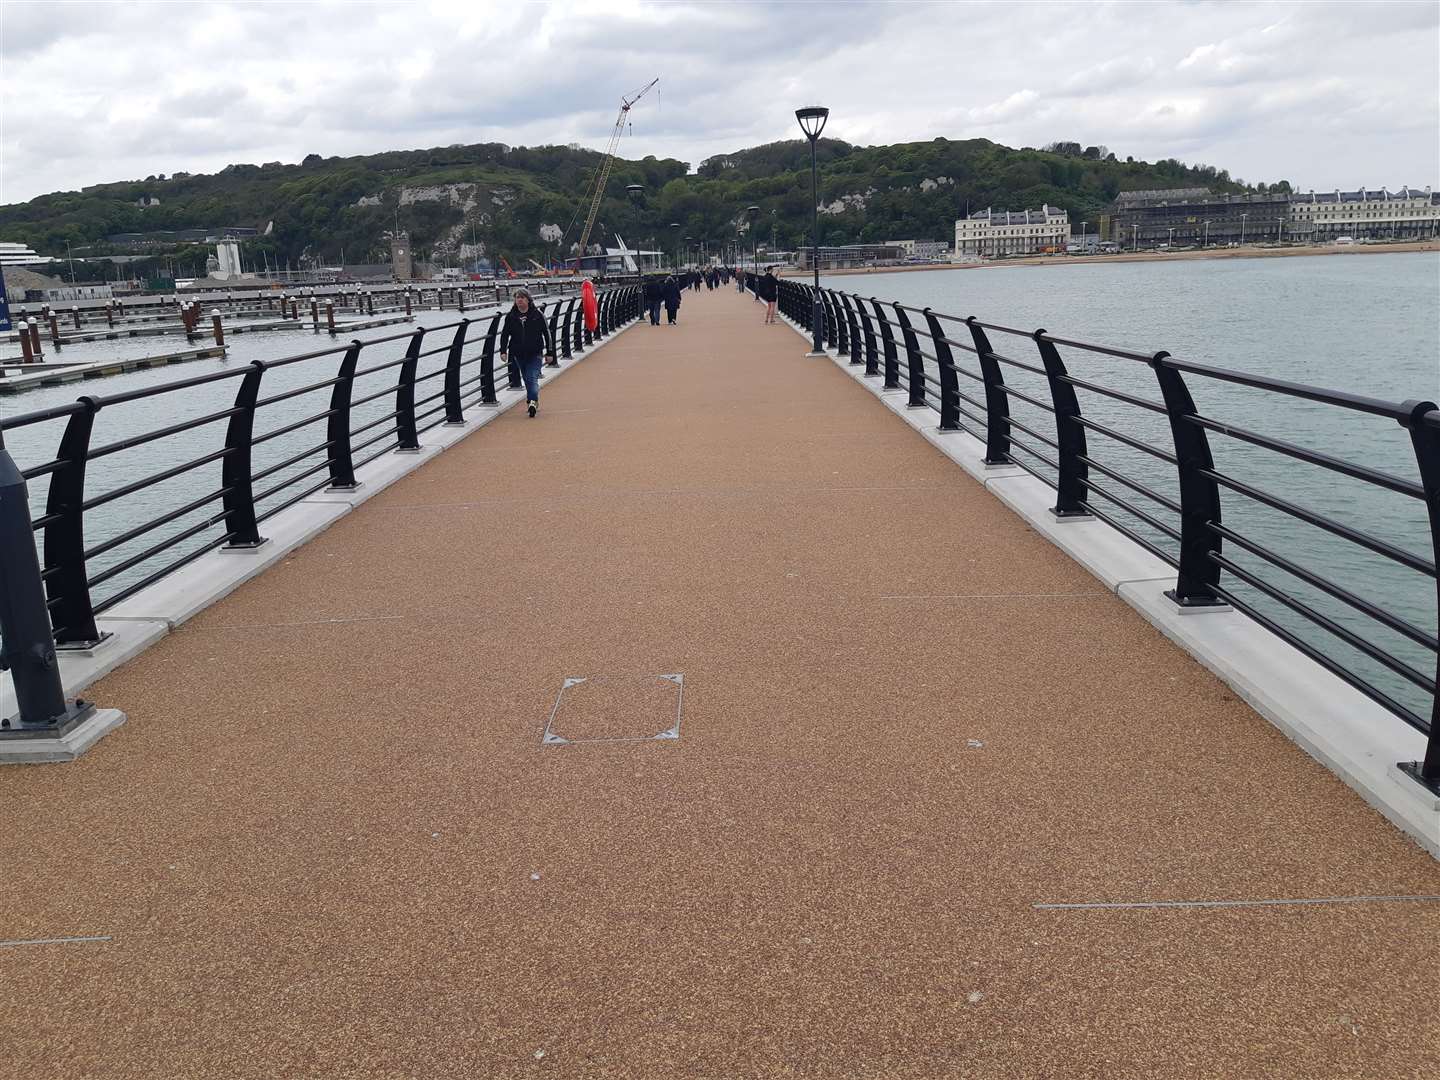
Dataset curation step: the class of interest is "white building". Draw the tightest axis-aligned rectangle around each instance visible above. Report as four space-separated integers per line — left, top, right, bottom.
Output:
953 205 1069 258
0 241 45 265
215 240 244 280
1287 187 1439 241
887 239 950 261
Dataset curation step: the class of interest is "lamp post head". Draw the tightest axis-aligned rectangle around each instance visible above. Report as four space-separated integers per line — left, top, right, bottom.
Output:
626 184 644 200
670 222 680 230
746 205 760 219
795 106 829 141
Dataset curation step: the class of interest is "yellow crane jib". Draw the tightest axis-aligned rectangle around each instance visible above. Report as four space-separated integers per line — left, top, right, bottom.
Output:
574 77 659 270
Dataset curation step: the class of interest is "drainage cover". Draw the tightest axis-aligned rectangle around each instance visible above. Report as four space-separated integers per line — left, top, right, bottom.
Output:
542 674 683 745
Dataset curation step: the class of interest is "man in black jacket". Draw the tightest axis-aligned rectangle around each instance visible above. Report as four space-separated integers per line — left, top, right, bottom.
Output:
643 276 662 325
499 288 554 417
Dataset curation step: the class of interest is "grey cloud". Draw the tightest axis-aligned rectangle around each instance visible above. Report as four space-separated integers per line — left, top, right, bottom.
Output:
1 0 1435 204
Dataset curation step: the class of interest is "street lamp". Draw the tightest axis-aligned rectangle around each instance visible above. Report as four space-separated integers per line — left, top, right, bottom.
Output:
1131 223 1138 252
746 205 760 276
1203 219 1212 247
795 104 829 356
1240 212 1249 246
1167 226 1175 248
669 222 680 271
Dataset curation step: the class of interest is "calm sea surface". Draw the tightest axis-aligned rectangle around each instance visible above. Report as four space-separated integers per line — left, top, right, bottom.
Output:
3 255 1438 725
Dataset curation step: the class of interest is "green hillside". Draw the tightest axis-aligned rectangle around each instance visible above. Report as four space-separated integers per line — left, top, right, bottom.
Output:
0 136 1274 276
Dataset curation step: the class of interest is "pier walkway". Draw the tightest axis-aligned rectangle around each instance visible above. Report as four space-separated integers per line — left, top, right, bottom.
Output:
3 289 1437 1079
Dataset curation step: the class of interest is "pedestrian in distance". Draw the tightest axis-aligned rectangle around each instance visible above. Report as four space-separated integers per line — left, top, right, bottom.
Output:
499 287 554 417
644 275 663 325
663 275 682 325
758 267 779 324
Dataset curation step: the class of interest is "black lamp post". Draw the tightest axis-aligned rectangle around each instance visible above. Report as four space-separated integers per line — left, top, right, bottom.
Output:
669 223 680 272
745 206 760 275
795 104 829 356
684 236 694 268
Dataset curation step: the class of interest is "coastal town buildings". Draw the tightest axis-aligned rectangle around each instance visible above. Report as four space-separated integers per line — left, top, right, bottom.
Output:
1107 187 1440 247
1287 188 1439 241
952 205 1069 258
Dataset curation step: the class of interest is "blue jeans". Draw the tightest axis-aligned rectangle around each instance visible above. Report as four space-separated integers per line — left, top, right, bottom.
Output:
520 354 543 403
649 300 662 325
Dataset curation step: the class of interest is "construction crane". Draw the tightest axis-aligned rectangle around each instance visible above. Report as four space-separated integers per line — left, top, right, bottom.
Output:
569 77 659 271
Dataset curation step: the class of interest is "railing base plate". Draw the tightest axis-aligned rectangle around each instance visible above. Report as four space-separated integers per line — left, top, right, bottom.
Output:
222 537 271 552
394 447 424 455
0 706 126 764
325 482 363 493
1394 762 1440 803
1163 589 1233 614
0 698 95 741
55 630 115 655
1048 507 1095 523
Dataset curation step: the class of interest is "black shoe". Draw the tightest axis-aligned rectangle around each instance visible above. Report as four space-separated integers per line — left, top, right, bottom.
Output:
528 402 537 418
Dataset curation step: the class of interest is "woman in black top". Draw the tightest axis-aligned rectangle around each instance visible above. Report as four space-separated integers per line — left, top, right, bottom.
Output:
499 288 554 417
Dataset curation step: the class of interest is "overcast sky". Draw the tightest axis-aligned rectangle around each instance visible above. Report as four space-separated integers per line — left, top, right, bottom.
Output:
2 0 1437 204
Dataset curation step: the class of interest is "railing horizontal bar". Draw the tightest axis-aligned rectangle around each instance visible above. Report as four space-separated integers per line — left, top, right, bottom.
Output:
0 401 89 431
991 353 1048 379
1085 501 1182 569
1207 579 1429 736
1185 414 1425 499
1058 373 1169 414
88 510 227 588
1076 454 1183 515
252 456 334 505
1201 468 1436 578
1210 554 1436 694
1000 385 1059 417
254 374 343 409
92 532 234 614
352 439 401 471
1072 415 1178 464
84 485 230 561
82 445 233 512
251 408 336 447
1210 522 1438 653
254 473 336 524
351 383 399 409
250 440 333 485
1161 357 1415 420
350 409 403 440
88 405 240 460
352 356 411 381
1079 476 1183 541
351 425 401 457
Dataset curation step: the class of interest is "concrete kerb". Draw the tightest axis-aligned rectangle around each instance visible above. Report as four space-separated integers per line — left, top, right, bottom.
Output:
6 311 638 732
776 309 1440 858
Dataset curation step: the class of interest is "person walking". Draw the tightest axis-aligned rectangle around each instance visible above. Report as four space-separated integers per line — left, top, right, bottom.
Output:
663 275 682 325
758 267 779 324
644 275 663 325
499 287 554 417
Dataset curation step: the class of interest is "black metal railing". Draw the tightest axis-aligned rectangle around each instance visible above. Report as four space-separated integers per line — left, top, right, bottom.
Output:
769 275 1440 797
0 285 640 738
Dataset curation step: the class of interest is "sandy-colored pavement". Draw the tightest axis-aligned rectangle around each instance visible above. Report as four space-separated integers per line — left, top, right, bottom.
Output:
2 289 1437 1080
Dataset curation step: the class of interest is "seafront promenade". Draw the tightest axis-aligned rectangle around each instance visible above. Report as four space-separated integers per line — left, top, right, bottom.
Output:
2 289 1438 1078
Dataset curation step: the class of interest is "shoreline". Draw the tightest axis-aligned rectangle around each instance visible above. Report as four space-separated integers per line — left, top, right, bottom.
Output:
786 240 1440 276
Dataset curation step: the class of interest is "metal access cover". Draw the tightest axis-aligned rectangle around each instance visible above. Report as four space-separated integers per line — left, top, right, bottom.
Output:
542 674 683 746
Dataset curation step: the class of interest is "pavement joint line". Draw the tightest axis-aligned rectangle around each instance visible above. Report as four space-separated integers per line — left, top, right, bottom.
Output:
373 484 951 510
1034 895 1440 911
0 935 112 947
875 591 1106 600
185 615 409 631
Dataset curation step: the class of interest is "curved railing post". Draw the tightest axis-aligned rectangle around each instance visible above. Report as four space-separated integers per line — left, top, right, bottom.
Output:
857 300 880 378
0 429 94 734
892 305 928 409
222 361 268 548
443 319 470 425
840 294 863 367
560 298 575 359
1397 401 1440 793
870 299 900 390
829 291 850 356
964 318 1012 466
477 312 503 405
1149 351 1226 601
575 293 587 353
545 304 560 364
326 340 363 489
923 310 961 431
395 328 425 452
1033 331 1091 520
822 291 839 350
43 398 107 648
